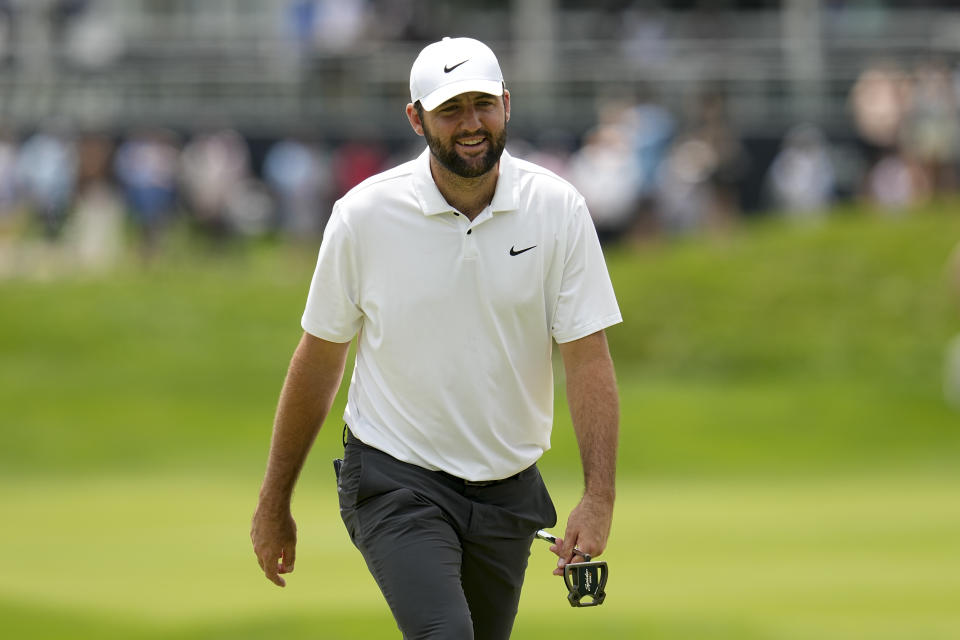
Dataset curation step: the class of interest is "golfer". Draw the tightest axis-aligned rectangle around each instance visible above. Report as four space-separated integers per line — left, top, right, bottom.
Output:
252 36 621 639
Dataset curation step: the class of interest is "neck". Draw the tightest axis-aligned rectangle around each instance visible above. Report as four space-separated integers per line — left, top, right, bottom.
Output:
429 154 500 220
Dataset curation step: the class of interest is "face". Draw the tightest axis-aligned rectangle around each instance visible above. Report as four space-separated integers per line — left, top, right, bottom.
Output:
410 91 510 179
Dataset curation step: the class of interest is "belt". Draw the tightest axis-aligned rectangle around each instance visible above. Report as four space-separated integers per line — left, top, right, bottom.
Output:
343 425 527 488
440 470 521 487
463 478 503 487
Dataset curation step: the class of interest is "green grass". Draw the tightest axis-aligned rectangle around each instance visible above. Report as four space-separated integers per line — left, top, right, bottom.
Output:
2 207 958 478
1 204 959 637
1 474 957 639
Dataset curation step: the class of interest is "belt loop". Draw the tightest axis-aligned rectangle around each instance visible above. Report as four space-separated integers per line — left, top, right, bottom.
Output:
342 424 348 448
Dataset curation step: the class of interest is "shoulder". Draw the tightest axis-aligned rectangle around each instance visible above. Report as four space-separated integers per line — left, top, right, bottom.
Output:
507 154 588 229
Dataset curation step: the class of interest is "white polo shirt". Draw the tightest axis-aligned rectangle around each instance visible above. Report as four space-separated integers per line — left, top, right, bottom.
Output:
302 148 621 481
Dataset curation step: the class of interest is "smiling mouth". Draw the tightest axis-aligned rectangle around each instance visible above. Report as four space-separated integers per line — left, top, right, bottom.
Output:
457 136 487 151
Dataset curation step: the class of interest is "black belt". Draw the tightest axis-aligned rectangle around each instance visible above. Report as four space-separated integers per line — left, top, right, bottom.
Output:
343 425 527 487
440 470 521 487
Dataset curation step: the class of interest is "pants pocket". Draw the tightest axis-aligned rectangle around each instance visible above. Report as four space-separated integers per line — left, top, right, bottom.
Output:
468 466 557 538
337 445 363 544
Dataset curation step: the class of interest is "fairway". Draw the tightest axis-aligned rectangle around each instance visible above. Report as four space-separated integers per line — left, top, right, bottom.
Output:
2 207 960 638
2 472 959 639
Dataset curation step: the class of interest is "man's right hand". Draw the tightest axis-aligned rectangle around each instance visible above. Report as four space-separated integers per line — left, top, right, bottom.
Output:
251 504 297 587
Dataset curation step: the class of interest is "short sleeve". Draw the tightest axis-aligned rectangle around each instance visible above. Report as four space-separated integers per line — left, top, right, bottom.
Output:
301 203 363 342
551 198 622 343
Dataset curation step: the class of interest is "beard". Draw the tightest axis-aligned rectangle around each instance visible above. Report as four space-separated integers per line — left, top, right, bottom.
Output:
422 120 507 179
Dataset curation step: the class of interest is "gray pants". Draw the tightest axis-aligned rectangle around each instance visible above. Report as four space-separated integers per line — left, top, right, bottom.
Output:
337 432 557 639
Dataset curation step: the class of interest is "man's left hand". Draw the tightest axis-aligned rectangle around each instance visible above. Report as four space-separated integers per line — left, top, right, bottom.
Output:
549 492 614 576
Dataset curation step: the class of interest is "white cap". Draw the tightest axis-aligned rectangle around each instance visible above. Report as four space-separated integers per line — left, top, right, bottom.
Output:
409 37 504 111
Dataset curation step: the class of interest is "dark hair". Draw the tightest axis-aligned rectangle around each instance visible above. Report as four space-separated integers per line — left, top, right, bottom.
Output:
413 86 506 118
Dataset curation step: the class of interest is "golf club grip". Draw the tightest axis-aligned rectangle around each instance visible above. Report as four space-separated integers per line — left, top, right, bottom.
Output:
535 529 557 544
535 530 590 561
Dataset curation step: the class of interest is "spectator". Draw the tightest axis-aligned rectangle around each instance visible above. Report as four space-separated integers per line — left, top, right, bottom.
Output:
654 136 718 236
691 90 748 230
620 6 668 68
0 129 19 226
114 128 181 259
179 129 251 242
620 94 676 238
848 62 911 178
866 152 930 213
15 125 77 240
61 0 123 71
900 60 960 196
284 0 369 56
766 123 836 218
224 178 276 238
331 140 387 198
263 137 333 238
568 123 641 244
626 97 675 203
63 134 124 272
0 128 23 276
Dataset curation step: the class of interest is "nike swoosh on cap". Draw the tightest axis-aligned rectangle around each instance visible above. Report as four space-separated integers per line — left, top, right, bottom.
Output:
509 245 536 256
444 59 469 73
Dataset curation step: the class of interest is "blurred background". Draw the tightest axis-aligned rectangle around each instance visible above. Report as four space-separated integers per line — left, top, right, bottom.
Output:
1 1 959 639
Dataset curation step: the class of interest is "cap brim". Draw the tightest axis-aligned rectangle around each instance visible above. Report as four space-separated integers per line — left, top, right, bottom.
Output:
420 79 504 111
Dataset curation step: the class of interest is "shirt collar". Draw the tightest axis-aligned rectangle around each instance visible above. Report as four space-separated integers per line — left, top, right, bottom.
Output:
412 147 519 217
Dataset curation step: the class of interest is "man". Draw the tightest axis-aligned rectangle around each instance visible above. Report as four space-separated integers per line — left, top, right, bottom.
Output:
252 37 621 639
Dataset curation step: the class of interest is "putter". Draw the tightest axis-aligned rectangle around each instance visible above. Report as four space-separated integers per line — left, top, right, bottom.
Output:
535 530 608 607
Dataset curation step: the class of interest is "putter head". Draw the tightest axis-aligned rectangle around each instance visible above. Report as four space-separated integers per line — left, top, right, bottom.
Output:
563 558 608 607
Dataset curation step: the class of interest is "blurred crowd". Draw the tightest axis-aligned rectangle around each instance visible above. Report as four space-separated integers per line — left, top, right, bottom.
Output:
533 56 960 242
848 60 960 210
0 125 393 275
4 55 960 278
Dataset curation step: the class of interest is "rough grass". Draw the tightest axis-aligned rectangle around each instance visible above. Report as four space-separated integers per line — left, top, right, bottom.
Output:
2 206 958 478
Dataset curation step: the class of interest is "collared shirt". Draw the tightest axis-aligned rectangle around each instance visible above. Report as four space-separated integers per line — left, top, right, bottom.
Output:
302 148 621 481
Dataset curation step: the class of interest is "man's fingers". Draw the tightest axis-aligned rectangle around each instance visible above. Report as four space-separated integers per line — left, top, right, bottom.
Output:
254 545 288 587
548 536 564 556
262 554 287 587
251 508 297 587
553 543 592 576
553 525 601 575
552 529 578 575
559 529 580 562
279 546 296 574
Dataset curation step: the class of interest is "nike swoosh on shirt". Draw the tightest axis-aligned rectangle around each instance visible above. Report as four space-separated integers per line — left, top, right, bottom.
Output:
509 245 536 256
444 59 469 73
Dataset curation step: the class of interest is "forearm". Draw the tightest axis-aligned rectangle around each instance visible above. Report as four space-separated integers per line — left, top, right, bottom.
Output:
258 333 349 509
564 334 619 502
551 330 619 566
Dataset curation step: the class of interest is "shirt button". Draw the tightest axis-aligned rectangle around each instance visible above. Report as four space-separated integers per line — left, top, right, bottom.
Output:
466 229 472 235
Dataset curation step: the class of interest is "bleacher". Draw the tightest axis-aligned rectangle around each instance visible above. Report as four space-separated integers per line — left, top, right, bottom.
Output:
2 1 959 142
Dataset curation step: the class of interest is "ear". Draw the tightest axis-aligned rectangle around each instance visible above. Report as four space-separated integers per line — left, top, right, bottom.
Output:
406 103 425 137
503 89 511 123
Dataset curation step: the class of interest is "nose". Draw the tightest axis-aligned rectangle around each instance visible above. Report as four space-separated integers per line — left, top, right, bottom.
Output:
461 104 482 131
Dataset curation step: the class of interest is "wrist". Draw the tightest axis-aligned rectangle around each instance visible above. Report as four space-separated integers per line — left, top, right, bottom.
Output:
582 486 615 504
257 487 293 513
